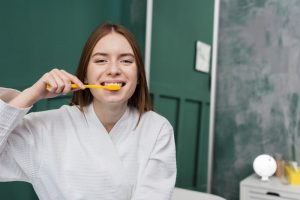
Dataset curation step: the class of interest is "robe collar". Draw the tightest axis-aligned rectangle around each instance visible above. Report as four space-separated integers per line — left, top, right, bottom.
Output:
84 103 137 143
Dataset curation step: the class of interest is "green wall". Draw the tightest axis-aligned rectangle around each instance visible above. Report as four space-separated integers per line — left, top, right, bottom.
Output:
0 0 146 199
0 0 146 90
213 0 300 199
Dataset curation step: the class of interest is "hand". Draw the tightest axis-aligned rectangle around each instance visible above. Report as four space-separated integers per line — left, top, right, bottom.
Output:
9 69 85 108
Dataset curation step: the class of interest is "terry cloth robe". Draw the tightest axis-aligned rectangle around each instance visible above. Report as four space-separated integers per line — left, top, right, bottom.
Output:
0 87 177 200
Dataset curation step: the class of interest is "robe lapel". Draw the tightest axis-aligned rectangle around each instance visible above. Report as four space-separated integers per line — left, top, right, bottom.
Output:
83 104 132 169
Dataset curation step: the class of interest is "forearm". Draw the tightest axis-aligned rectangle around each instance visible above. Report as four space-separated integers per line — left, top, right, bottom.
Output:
0 98 35 182
0 99 31 152
6 69 84 109
133 123 177 200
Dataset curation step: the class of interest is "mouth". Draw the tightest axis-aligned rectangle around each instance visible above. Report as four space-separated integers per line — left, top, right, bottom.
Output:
100 81 126 88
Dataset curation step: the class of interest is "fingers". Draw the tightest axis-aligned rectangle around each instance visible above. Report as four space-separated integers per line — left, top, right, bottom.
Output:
60 70 85 90
44 68 85 94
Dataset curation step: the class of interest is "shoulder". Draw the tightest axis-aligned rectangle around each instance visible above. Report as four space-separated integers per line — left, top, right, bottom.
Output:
142 110 169 123
20 105 86 139
135 110 175 156
138 110 173 133
24 105 83 125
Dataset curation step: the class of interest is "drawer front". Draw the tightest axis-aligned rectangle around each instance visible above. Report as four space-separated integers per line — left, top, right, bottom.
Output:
241 186 300 200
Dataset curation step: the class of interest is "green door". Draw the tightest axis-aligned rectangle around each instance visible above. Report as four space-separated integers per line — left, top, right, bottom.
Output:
150 0 215 192
0 0 146 199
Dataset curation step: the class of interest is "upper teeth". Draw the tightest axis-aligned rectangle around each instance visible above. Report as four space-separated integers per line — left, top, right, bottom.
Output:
104 82 122 86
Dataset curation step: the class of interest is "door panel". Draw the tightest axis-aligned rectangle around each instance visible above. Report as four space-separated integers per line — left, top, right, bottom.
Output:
150 0 214 191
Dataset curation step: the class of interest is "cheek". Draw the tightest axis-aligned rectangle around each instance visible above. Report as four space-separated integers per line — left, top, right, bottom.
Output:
86 65 103 83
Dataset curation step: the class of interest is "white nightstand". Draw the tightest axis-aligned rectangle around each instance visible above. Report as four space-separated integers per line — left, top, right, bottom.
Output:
240 174 300 200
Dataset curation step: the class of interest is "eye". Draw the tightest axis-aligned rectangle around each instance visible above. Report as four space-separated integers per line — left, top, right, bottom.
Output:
94 59 107 64
121 59 134 64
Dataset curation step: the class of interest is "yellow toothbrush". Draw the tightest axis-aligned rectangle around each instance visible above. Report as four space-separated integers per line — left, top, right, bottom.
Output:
71 84 121 91
46 84 121 91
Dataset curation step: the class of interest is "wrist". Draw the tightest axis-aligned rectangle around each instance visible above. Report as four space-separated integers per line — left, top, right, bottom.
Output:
22 87 42 105
8 88 39 108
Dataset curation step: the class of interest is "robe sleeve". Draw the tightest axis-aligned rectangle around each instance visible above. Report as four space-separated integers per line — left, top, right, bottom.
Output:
132 122 177 200
0 87 38 183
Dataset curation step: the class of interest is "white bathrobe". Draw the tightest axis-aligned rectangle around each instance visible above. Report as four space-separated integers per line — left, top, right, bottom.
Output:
0 88 176 200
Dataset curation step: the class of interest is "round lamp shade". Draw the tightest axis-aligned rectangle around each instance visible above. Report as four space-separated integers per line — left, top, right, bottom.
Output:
253 154 277 181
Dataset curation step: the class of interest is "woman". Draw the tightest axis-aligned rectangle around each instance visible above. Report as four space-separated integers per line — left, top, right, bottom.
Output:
0 23 176 199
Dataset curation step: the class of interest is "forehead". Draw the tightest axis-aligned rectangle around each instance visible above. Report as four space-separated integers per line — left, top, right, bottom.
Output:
93 32 134 54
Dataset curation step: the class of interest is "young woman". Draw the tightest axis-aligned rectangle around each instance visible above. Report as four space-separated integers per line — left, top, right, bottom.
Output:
0 23 176 199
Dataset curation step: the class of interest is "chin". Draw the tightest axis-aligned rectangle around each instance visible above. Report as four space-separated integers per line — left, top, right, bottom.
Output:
100 97 128 105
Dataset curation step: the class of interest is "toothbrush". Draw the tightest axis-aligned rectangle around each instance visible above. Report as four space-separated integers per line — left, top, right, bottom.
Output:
46 84 121 91
290 161 299 173
70 84 121 90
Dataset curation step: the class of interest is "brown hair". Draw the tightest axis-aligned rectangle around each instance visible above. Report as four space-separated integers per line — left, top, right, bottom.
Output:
70 23 152 120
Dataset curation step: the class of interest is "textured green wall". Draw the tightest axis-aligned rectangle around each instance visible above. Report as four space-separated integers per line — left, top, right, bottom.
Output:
213 0 300 199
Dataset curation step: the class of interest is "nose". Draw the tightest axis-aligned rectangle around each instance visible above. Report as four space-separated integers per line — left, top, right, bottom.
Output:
106 61 121 76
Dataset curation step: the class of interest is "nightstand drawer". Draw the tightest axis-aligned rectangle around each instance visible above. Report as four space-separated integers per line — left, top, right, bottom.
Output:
241 186 300 200
240 174 300 200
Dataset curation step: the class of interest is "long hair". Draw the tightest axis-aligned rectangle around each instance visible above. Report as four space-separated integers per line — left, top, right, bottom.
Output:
70 23 152 121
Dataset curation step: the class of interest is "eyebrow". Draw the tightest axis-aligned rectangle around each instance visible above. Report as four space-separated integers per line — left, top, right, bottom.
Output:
119 53 135 58
91 52 108 58
91 52 135 58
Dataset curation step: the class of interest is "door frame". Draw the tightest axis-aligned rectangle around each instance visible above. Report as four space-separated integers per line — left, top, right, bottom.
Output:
144 0 220 193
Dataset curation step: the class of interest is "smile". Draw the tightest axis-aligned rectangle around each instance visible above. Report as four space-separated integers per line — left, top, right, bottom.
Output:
100 82 126 87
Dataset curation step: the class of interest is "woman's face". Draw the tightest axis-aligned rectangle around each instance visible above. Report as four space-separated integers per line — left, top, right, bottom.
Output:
86 32 138 106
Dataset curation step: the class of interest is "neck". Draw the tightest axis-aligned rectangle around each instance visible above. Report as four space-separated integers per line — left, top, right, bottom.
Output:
92 101 127 133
